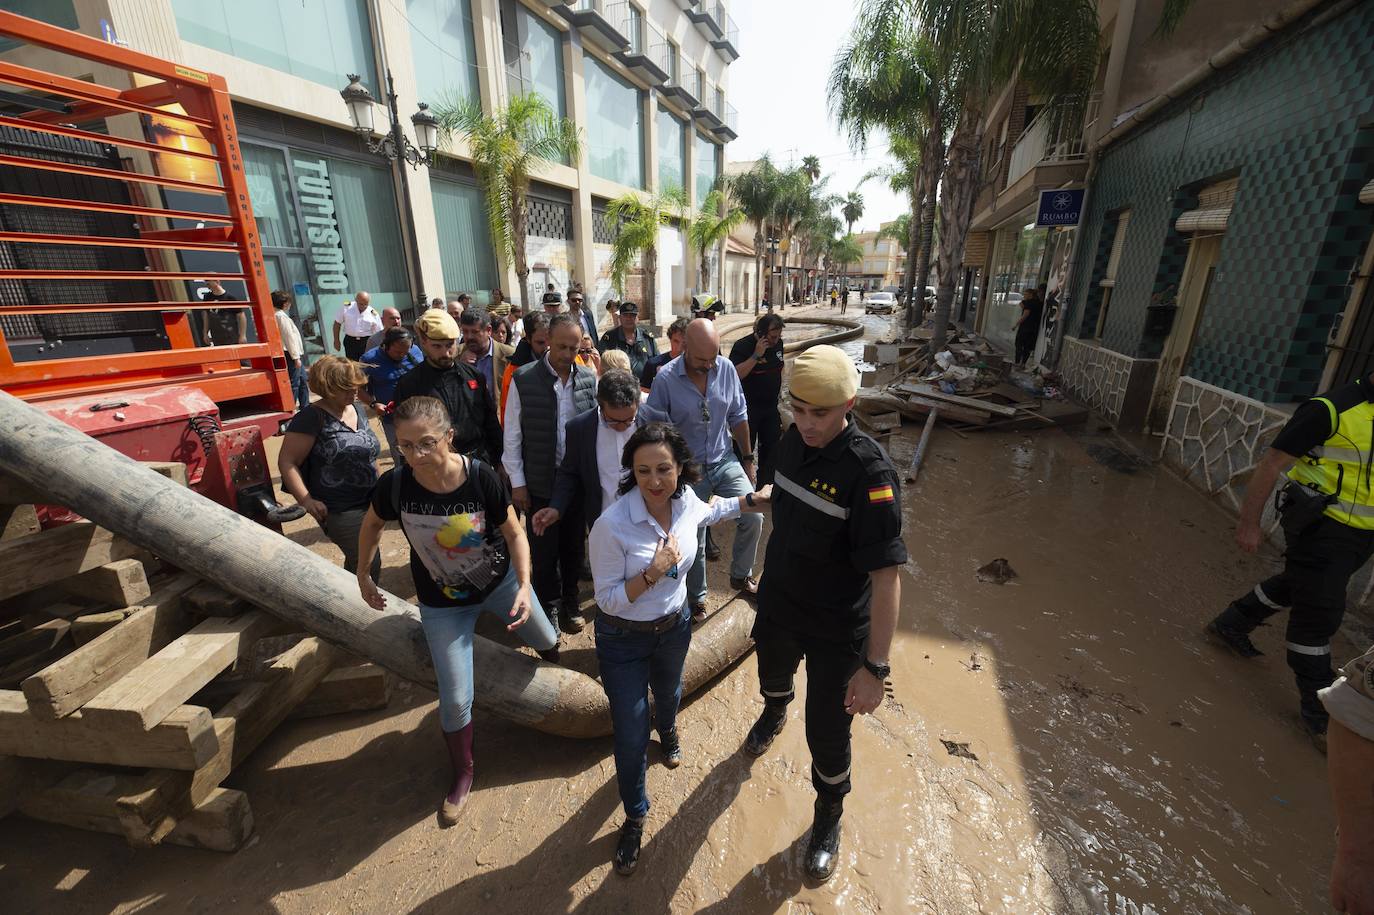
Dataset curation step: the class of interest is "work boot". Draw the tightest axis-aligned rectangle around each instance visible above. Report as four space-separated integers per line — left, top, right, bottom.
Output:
744 704 787 756
614 817 644 876
1204 606 1263 658
804 796 844 882
1300 716 1329 755
558 599 585 634
659 728 682 768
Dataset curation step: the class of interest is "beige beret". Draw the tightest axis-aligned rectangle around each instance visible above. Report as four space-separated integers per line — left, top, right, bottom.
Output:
790 345 859 407
414 310 459 341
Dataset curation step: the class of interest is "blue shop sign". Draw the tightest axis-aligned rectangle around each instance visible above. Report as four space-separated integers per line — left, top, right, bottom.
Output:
1036 189 1084 228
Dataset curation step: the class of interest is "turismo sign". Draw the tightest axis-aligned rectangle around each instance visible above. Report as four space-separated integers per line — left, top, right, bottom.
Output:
1036 188 1085 228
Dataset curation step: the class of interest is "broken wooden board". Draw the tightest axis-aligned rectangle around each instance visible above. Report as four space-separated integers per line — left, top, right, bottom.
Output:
894 382 1020 418
0 523 142 603
20 772 253 852
79 610 282 731
22 575 197 720
57 559 150 608
0 690 218 769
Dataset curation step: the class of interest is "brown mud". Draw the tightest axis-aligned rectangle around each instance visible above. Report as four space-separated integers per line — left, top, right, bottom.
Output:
0 309 1342 913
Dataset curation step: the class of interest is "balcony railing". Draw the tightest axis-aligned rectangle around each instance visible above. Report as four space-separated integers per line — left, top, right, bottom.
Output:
618 17 670 86
1005 92 1101 187
553 0 631 53
711 10 739 62
649 28 673 78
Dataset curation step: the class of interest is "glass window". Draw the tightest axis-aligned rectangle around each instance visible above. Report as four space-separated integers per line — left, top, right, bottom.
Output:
501 1 568 118
408 0 480 108
325 157 410 302
694 132 718 210
171 0 379 93
431 176 499 297
585 56 643 189
657 107 686 196
0 0 77 52
242 144 302 248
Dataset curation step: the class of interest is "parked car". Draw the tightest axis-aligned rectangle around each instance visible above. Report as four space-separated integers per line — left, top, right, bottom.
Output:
864 292 897 314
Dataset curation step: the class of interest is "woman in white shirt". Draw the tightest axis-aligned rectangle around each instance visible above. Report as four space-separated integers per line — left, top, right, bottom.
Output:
589 422 771 876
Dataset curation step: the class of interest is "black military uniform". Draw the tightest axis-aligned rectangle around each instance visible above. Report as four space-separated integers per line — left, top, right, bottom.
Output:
749 417 907 877
392 359 503 466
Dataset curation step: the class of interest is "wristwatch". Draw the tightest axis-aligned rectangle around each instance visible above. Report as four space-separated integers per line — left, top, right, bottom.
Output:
863 658 891 681
741 453 755 462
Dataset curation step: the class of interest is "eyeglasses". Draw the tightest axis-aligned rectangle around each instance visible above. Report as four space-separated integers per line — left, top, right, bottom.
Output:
601 412 636 431
396 436 443 456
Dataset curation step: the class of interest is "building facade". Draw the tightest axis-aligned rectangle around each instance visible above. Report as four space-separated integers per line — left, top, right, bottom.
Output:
838 225 907 292
7 0 741 356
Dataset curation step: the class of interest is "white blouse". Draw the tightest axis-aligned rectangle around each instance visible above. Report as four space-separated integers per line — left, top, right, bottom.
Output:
589 486 741 622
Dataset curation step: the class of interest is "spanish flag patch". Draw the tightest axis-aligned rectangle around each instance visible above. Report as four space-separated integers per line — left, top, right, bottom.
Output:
867 484 895 504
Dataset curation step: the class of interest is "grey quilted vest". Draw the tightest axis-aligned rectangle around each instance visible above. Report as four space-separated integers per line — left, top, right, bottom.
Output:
512 358 597 498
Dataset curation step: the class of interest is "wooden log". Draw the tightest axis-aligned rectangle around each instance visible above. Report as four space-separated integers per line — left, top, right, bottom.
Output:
20 772 253 852
906 410 939 485
893 382 1019 417
0 522 141 603
291 661 392 719
0 690 218 769
79 611 282 731
57 559 150 608
114 637 340 844
21 575 196 720
69 609 137 646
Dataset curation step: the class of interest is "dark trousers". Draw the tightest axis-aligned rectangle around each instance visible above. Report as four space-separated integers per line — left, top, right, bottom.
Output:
595 609 691 818
752 613 864 797
343 334 369 361
1229 516 1374 729
1014 329 1038 366
527 494 585 629
746 400 782 486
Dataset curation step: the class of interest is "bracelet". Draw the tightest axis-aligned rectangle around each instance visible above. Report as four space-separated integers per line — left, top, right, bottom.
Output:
745 492 755 508
741 453 755 462
641 570 657 589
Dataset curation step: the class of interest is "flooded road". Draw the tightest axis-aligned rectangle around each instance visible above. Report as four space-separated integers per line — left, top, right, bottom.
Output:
0 312 1342 914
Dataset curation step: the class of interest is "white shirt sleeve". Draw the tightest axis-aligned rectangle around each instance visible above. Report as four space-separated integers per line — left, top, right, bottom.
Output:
335 304 346 325
701 493 743 528
502 381 526 488
589 514 635 618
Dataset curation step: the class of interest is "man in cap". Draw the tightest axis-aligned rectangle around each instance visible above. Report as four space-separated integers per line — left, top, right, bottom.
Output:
599 301 659 379
542 290 565 317
743 344 906 883
392 310 503 465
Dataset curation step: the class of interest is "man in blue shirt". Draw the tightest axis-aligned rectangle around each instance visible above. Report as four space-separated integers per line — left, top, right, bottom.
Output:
644 318 763 622
360 326 423 460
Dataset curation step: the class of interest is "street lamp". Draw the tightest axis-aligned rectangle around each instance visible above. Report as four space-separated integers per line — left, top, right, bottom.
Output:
767 236 781 311
339 72 437 170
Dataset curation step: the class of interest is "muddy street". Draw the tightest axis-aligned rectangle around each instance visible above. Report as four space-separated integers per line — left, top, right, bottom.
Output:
0 313 1341 914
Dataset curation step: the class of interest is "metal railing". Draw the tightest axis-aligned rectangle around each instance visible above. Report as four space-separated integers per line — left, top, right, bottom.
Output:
724 101 738 133
643 19 668 66
1006 92 1101 187
605 1 638 50
693 69 706 104
721 10 740 53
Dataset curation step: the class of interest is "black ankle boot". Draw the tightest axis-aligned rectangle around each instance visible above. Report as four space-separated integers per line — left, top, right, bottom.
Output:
744 705 787 756
804 796 844 881
1205 605 1263 658
659 728 681 768
615 817 644 876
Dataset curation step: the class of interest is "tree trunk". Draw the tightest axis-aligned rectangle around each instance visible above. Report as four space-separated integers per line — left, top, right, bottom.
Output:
902 180 922 330
930 107 985 354
908 118 945 330
644 244 658 321
753 227 765 314
513 193 531 310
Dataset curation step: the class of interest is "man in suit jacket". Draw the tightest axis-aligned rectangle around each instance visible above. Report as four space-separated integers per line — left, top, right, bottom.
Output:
460 305 515 399
532 369 643 537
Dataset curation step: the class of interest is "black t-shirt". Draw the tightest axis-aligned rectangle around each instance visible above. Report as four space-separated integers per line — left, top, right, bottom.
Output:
285 403 379 512
204 290 244 346
373 459 512 607
1018 297 1044 336
729 334 784 406
1272 378 1374 456
639 351 673 390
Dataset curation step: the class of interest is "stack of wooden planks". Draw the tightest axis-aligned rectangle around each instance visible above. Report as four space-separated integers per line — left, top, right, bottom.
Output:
0 466 392 852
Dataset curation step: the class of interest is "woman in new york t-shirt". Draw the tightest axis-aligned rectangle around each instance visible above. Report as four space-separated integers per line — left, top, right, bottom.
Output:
356 395 556 827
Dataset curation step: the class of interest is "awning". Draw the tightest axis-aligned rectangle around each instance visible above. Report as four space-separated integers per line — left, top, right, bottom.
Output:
1176 177 1238 233
1360 179 1374 205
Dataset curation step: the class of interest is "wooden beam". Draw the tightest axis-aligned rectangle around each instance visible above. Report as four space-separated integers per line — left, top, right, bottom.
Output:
21 575 196 720
0 619 68 665
0 690 218 769
20 771 253 852
291 661 392 720
57 559 150 607
0 523 141 603
894 382 1020 417
113 637 339 844
182 581 252 617
69 609 137 646
79 610 281 731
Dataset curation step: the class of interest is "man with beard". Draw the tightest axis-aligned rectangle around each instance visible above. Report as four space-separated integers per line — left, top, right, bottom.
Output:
393 311 503 465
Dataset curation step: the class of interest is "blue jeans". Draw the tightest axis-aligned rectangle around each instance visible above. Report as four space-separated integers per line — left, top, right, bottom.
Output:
595 608 692 819
287 360 310 410
379 415 401 464
688 458 764 604
419 568 558 731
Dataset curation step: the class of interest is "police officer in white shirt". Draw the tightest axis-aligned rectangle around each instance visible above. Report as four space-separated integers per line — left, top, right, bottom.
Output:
333 291 383 360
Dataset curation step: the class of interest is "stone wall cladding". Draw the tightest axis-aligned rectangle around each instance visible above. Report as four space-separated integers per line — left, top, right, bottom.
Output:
1060 337 1134 424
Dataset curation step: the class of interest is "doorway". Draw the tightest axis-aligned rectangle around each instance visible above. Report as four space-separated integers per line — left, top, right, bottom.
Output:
1147 233 1223 432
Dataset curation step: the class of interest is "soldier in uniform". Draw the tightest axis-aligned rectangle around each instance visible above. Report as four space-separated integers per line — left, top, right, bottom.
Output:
744 345 907 881
1209 373 1374 750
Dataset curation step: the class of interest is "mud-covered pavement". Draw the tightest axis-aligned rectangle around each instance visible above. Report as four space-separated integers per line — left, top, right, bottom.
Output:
0 311 1346 913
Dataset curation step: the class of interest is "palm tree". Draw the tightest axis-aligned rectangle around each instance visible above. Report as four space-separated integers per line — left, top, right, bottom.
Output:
606 187 687 319
879 213 912 249
687 185 746 295
431 93 580 310
801 155 822 184
829 234 863 298
769 169 814 305
841 191 865 236
733 157 783 312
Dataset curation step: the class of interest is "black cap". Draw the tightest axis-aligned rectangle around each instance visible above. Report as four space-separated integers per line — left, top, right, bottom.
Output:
542 291 563 305
618 301 640 314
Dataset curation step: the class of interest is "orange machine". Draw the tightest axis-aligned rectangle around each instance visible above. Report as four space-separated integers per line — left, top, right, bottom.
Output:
0 11 301 525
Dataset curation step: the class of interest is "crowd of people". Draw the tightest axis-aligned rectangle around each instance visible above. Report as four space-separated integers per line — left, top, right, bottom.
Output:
268 284 907 883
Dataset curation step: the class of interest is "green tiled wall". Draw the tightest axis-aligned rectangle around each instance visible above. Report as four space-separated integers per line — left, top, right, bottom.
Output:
1068 3 1374 403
